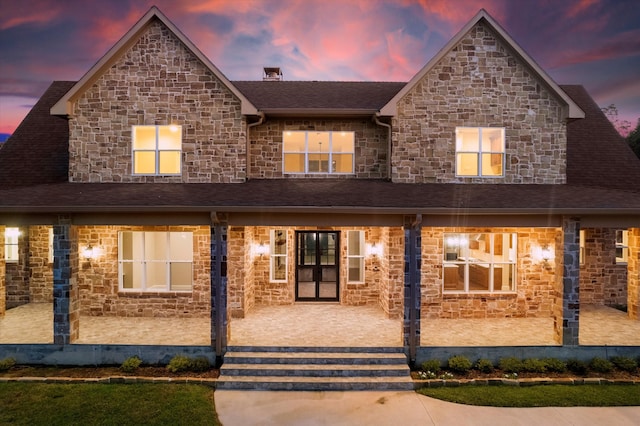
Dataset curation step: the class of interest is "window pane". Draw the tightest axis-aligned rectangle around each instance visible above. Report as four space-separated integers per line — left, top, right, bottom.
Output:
308 154 329 172
133 126 156 150
158 125 181 149
482 128 504 152
469 263 490 291
283 131 306 152
348 257 364 282
145 232 167 261
170 262 192 290
284 153 305 173
146 262 167 289
333 154 353 173
170 232 193 261
272 256 286 280
273 230 286 255
347 231 362 256
332 132 354 152
494 264 515 291
134 151 156 174
482 153 503 176
456 128 479 151
158 151 181 174
308 132 330 152
456 153 478 176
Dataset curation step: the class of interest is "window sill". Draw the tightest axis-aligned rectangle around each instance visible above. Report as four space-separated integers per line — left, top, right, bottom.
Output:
442 291 517 296
118 290 192 297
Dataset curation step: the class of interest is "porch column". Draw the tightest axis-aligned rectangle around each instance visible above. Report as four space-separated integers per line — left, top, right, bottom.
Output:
0 225 5 316
628 228 640 320
52 218 79 344
210 214 228 359
561 216 580 345
403 215 421 363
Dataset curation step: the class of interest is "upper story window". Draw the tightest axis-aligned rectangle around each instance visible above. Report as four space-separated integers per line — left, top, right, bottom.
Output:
118 231 193 292
283 131 354 174
132 125 182 175
455 127 505 177
4 227 20 263
616 230 629 264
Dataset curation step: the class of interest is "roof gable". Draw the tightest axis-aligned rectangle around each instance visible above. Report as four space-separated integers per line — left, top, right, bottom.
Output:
50 6 257 116
380 9 584 119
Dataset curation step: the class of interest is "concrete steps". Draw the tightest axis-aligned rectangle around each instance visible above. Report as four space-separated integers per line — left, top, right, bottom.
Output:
217 346 413 391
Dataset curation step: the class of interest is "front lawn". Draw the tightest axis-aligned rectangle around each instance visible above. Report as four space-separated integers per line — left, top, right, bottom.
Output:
418 384 640 407
0 383 220 425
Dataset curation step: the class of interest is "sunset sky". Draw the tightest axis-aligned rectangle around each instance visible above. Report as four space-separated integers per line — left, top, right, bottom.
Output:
1 0 639 137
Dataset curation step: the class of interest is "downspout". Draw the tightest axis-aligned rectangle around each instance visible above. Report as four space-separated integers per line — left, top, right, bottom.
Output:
245 112 265 181
374 113 392 181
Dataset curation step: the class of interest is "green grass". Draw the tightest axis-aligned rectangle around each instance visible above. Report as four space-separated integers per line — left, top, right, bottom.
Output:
0 383 220 425
418 384 640 407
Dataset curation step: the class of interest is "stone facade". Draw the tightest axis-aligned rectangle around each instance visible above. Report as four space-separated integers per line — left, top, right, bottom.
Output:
421 227 561 322
68 20 246 183
392 22 567 184
75 225 210 318
248 118 389 179
580 228 627 306
28 226 54 303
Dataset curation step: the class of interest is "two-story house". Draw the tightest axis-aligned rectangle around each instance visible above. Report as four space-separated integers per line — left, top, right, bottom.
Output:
1 7 640 384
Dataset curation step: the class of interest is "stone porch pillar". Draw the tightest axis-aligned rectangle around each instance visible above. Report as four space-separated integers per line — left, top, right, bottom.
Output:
0 225 5 316
561 217 580 345
52 219 79 344
210 215 228 360
627 228 640 320
403 215 421 363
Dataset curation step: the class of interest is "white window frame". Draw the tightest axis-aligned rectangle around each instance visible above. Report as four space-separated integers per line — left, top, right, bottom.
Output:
4 227 20 263
118 231 193 292
270 229 288 282
347 230 365 283
443 233 517 293
283 131 355 174
132 125 182 176
579 229 585 265
48 227 54 264
455 127 505 178
616 230 629 264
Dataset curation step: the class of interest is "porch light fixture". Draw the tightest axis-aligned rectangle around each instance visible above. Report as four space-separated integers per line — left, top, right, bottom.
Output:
533 244 554 267
254 242 269 258
82 244 96 260
366 242 383 257
5 227 22 238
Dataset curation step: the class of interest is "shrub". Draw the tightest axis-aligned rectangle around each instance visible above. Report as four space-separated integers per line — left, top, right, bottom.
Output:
589 357 613 374
522 358 547 374
0 357 16 372
610 356 637 373
542 358 567 373
120 356 142 373
566 359 588 375
190 356 211 372
474 358 494 374
167 355 192 373
498 357 523 374
421 359 442 374
448 355 472 374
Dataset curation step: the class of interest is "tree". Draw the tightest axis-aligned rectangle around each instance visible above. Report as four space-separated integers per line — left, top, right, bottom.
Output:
628 119 640 160
601 104 632 137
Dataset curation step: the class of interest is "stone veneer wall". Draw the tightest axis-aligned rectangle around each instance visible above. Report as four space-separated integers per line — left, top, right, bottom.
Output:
422 227 560 319
0 226 5 316
628 228 639 320
227 226 257 318
69 20 246 183
580 228 627 305
384 226 406 319
252 227 295 306
248 119 389 179
5 227 29 308
392 22 566 184
76 225 210 318
29 226 53 303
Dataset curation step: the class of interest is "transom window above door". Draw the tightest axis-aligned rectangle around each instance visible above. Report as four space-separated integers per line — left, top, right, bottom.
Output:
455 127 505 177
132 125 182 175
283 131 354 174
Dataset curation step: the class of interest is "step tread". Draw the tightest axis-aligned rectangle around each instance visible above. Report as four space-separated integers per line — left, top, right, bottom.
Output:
221 363 409 371
224 351 406 359
218 376 413 383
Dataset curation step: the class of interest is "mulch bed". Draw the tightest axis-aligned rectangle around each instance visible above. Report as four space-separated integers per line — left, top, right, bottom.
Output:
0 365 219 379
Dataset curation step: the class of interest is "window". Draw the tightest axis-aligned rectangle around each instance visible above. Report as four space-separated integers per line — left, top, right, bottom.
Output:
283 131 354 174
616 230 629 264
118 231 193 292
347 231 365 283
4 227 20 263
455 127 505 177
443 233 517 293
48 227 54 264
579 230 585 265
270 229 287 282
132 125 182 175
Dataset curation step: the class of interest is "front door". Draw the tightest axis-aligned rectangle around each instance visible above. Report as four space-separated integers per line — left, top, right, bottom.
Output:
295 231 339 301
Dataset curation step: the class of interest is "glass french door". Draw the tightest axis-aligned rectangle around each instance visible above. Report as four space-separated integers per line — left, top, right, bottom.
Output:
295 231 339 301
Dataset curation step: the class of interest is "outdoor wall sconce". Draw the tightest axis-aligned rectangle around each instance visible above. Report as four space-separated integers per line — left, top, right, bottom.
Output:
253 242 269 259
366 242 383 257
82 244 97 260
533 244 554 267
5 227 22 238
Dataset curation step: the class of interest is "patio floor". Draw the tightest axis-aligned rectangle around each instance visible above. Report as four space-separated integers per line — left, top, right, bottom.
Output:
1 303 640 347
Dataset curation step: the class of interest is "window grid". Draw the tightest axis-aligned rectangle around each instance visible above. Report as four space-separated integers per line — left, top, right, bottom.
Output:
347 230 365 283
270 229 288 282
616 230 629 264
283 131 355 174
4 227 20 263
132 125 182 176
455 127 505 178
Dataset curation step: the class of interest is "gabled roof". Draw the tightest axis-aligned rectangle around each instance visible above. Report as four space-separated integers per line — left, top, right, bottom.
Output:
50 6 258 116
380 9 585 119
233 81 405 116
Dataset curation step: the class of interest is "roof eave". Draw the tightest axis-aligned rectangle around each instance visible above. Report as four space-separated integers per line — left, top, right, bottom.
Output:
260 108 379 118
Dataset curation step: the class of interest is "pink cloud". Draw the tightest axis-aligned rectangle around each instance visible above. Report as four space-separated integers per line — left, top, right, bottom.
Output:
0 1 65 30
566 0 600 18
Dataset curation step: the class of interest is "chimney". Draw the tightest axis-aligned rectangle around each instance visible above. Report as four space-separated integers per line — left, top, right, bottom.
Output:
263 67 283 81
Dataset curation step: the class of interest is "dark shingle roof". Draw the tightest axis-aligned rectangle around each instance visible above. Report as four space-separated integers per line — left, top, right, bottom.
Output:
0 82 74 187
232 81 406 111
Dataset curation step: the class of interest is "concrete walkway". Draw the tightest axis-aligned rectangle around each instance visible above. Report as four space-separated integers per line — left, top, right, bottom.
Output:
215 390 640 425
